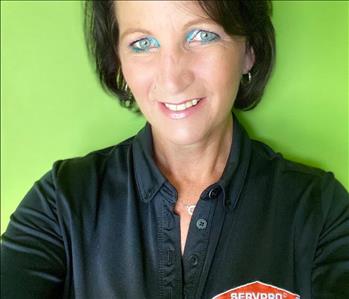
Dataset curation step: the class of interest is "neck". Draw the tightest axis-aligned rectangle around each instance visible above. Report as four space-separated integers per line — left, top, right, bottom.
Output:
152 116 233 191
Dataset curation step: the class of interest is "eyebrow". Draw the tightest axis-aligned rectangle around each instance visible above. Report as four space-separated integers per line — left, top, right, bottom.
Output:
119 17 215 42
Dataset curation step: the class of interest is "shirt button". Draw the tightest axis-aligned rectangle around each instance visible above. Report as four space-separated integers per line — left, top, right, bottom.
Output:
189 254 199 266
196 218 207 230
208 186 220 199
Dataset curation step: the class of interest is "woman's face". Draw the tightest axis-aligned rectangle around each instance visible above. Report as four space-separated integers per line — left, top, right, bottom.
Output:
116 1 254 146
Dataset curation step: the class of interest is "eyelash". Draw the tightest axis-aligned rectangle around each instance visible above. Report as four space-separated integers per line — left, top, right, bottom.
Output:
129 29 220 53
129 37 160 53
186 29 220 44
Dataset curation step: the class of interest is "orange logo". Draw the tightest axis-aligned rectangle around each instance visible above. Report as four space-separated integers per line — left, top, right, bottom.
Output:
212 281 300 299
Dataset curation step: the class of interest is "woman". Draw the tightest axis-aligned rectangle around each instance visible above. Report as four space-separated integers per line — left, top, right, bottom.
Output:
2 1 348 298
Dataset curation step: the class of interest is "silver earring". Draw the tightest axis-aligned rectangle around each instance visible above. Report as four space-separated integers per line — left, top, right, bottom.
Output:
124 83 134 103
241 71 252 85
247 71 252 83
116 70 130 92
116 70 134 105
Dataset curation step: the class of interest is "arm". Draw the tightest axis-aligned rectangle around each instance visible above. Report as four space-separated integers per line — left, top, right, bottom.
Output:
1 171 66 299
312 173 349 298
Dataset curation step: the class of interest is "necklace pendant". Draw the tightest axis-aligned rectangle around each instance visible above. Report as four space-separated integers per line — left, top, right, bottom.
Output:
186 204 196 216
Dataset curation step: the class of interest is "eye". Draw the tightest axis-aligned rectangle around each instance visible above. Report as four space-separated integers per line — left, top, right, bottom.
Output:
129 37 160 53
186 29 220 44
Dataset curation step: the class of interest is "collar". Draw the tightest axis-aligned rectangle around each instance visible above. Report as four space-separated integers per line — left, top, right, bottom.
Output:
132 113 251 209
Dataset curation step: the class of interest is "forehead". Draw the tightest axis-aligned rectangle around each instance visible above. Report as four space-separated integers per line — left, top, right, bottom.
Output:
115 1 211 30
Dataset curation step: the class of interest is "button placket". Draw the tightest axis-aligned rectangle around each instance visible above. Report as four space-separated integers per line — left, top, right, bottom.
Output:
167 249 174 266
158 188 183 299
182 186 222 298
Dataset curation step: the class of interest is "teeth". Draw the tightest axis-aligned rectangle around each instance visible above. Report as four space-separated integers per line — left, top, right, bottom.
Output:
185 101 192 108
165 103 178 111
164 98 201 112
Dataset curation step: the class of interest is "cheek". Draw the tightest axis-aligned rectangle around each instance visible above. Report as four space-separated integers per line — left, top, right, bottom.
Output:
121 58 155 102
194 48 244 93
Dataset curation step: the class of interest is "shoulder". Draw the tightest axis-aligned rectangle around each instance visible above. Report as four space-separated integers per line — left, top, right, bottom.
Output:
51 136 135 183
32 136 138 215
249 138 348 215
250 138 336 184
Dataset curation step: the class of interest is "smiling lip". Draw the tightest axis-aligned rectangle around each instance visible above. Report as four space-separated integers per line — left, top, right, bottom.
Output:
159 97 205 120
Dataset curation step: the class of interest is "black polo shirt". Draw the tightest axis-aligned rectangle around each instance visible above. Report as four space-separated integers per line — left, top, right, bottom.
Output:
2 116 349 299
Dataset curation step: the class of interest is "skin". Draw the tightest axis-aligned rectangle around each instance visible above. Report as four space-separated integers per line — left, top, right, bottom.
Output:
116 1 255 254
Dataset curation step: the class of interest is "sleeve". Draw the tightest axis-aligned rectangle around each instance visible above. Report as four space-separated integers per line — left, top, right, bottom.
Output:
1 170 66 299
311 173 349 298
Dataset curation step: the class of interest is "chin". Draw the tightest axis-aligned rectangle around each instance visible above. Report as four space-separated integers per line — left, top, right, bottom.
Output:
160 126 208 146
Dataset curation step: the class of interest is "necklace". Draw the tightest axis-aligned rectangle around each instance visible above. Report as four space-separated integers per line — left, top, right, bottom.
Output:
183 204 196 215
179 201 196 215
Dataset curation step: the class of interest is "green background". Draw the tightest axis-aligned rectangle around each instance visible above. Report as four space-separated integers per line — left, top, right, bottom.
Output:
1 1 348 233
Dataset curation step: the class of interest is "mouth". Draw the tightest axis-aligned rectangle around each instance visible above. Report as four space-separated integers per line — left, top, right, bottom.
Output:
162 98 204 112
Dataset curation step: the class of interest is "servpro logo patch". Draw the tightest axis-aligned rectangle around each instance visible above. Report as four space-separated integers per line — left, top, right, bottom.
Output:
212 281 300 299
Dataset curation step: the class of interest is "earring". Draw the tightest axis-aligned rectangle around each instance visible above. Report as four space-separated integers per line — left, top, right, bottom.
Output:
124 83 134 105
247 72 252 83
116 70 134 106
241 71 252 85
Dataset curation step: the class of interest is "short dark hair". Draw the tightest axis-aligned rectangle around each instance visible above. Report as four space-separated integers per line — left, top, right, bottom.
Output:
84 0 275 112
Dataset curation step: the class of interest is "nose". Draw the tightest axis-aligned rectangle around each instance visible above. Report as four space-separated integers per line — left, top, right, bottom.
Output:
154 47 194 97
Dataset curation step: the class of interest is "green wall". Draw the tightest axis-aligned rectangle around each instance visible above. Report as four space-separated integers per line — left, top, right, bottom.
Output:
1 1 348 233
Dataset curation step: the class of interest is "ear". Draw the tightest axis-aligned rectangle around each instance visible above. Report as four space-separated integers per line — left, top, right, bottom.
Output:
242 43 255 74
